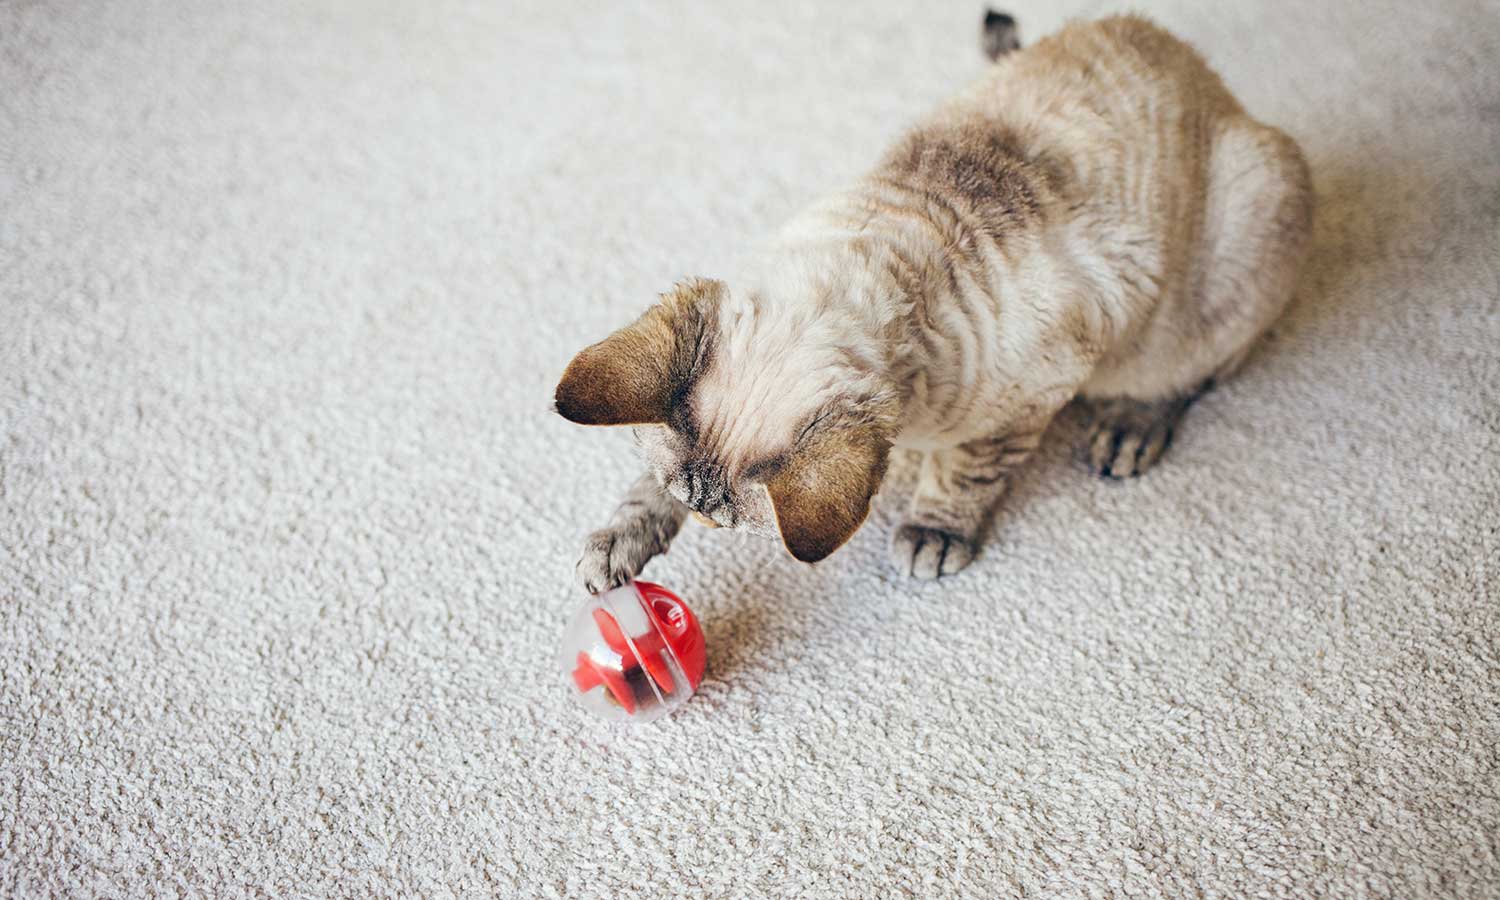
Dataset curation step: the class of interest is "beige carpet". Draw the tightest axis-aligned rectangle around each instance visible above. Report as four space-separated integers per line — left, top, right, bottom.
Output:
3 0 1498 895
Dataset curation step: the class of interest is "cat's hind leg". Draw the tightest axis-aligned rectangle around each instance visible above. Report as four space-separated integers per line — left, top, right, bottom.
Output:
892 426 1045 578
1078 119 1312 479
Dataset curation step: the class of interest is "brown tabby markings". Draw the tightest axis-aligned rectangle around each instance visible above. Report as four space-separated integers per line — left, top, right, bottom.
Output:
884 126 1044 235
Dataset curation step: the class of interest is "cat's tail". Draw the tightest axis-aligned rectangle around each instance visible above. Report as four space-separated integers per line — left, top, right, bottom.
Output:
982 9 1020 61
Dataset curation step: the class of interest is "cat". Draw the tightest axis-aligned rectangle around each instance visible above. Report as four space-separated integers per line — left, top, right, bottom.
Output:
554 12 1313 590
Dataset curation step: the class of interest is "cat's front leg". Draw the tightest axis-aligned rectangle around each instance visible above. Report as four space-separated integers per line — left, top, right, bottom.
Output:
576 472 688 594
891 427 1045 578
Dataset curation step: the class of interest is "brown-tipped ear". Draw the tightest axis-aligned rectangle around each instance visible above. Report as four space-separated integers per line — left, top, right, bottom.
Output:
553 279 722 426
765 422 890 563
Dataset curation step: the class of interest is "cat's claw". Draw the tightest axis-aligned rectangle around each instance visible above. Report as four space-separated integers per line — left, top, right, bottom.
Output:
891 524 976 579
1085 422 1173 479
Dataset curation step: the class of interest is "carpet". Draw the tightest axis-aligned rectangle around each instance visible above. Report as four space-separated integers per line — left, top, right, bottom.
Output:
3 0 1498 895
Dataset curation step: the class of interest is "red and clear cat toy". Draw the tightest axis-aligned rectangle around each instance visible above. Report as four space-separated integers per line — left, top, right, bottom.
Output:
559 581 705 723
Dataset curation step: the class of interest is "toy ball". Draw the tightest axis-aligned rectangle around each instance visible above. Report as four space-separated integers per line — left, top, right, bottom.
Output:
559 581 705 723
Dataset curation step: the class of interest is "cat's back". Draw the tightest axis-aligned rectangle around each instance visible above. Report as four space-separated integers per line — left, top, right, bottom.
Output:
998 15 1240 134
1035 16 1233 101
941 15 1242 207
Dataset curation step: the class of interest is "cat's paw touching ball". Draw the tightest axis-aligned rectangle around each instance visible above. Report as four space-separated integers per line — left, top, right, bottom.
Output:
576 527 658 595
891 524 976 579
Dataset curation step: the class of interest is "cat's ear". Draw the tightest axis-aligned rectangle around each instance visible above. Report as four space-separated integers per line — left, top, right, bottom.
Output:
764 419 891 563
554 279 723 426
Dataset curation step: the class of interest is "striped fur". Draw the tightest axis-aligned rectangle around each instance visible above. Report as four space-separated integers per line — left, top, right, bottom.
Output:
558 14 1313 586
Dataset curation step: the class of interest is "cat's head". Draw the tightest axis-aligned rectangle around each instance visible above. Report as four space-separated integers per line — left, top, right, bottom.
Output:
553 278 893 563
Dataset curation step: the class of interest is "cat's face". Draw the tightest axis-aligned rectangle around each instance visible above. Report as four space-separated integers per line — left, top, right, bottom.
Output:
628 420 777 535
554 278 892 563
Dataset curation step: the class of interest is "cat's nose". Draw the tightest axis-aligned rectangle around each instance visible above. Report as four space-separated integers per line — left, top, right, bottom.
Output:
691 511 720 529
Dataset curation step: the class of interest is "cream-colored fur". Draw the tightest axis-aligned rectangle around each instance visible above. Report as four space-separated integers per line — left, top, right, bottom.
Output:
558 14 1312 586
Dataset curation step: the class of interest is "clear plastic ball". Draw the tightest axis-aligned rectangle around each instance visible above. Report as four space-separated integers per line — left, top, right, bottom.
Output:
559 581 705 723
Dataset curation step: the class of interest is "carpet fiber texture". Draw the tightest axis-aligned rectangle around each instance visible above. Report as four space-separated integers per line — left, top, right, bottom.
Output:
3 0 1499 896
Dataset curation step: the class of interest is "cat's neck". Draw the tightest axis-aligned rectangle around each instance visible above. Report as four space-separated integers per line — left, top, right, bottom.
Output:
735 238 905 375
736 180 1058 441
758 220 971 390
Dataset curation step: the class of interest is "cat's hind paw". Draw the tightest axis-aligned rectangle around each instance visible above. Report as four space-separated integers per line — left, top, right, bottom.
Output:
1082 395 1195 480
891 524 975 579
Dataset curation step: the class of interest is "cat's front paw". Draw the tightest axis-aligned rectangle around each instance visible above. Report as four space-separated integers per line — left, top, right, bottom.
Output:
890 524 976 579
575 526 658 595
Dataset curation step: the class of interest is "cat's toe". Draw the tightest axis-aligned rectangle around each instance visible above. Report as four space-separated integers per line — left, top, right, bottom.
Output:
891 524 975 579
1081 394 1195 479
575 529 643 595
1084 419 1175 480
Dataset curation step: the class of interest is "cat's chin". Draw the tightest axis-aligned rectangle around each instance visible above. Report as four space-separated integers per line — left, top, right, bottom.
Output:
692 511 780 542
